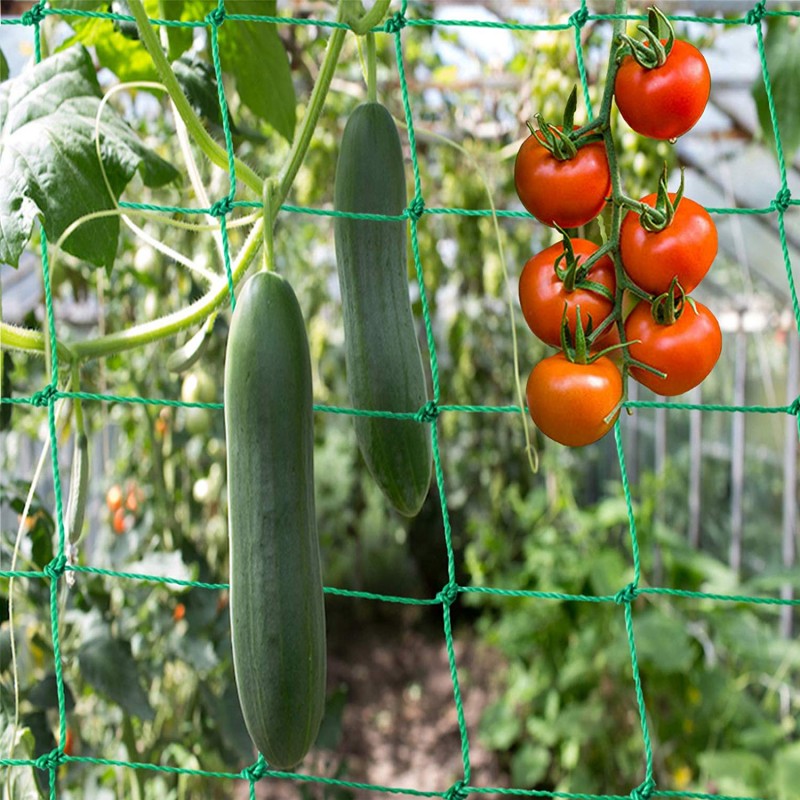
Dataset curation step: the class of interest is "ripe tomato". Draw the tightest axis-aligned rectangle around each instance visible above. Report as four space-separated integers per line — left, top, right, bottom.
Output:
519 239 616 348
514 131 610 228
614 39 710 140
620 193 717 295
106 484 123 513
525 353 623 447
625 299 722 396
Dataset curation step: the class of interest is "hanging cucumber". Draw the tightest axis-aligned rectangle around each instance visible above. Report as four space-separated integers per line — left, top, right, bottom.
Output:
224 271 326 770
333 102 432 517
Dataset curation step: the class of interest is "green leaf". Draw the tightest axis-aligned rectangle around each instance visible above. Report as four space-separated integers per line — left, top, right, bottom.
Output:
27 673 76 712
776 742 800 800
479 700 522 751
698 750 769 796
79 631 154 720
0 720 43 799
173 53 223 128
53 0 162 82
217 0 296 141
0 45 178 270
753 16 800 161
633 608 696 674
0 49 9 82
161 0 194 61
510 743 550 786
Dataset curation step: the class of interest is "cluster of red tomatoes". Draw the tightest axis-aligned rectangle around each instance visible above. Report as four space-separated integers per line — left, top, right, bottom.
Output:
514 11 721 448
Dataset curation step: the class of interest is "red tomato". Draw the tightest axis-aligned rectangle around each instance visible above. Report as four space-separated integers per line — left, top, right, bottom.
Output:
106 484 123 513
625 300 722 396
614 39 710 140
620 193 717 295
519 239 617 348
514 131 611 228
525 353 623 447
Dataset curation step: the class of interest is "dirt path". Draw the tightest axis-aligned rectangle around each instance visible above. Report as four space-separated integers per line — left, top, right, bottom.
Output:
251 603 508 800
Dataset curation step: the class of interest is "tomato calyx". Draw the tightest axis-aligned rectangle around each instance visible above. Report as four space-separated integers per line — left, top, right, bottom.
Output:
527 87 604 162
552 228 616 301
561 305 626 365
626 165 685 233
650 277 687 325
617 7 675 69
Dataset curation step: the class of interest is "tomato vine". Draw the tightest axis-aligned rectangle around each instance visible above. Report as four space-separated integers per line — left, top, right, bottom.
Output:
516 0 721 445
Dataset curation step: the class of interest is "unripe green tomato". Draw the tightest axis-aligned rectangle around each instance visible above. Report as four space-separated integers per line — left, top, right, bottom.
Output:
183 406 213 435
181 370 216 405
134 244 160 275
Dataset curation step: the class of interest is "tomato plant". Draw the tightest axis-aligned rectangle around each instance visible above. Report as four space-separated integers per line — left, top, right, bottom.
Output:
514 132 611 228
525 353 623 447
615 39 710 141
625 298 722 396
620 192 717 295
519 238 616 348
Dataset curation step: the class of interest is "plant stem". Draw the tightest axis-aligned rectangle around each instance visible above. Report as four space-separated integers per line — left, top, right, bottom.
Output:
127 0 263 195
70 218 263 361
0 321 74 364
345 0 392 35
276 27 347 202
366 32 378 102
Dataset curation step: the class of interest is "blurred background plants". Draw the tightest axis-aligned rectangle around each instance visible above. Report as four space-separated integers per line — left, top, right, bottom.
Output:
1 2 798 799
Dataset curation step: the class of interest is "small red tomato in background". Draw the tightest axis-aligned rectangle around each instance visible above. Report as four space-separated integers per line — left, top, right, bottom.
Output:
106 485 123 513
173 602 186 622
525 353 623 447
514 132 611 228
614 39 711 140
112 507 127 535
620 193 717 295
625 299 722 396
519 239 616 348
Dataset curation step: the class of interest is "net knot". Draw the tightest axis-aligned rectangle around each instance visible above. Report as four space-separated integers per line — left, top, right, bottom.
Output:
241 754 269 782
205 5 226 27
788 395 800 416
745 1 767 25
415 400 439 423
437 582 460 608
44 554 68 580
407 196 426 222
384 11 407 34
629 778 655 800
34 749 64 771
569 6 589 29
22 1 47 26
614 582 638 605
445 780 469 800
30 384 58 407
771 188 792 213
209 196 234 217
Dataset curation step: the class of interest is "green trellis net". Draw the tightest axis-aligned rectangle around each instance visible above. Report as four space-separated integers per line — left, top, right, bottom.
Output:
1 1 799 799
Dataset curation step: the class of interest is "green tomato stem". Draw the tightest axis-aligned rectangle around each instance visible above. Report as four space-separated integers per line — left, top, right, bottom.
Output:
127 0 263 195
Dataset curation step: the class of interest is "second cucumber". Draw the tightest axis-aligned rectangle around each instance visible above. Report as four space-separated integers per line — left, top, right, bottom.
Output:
333 102 432 517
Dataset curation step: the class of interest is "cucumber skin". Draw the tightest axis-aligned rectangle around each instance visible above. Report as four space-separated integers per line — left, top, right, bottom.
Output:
333 102 432 517
224 271 326 770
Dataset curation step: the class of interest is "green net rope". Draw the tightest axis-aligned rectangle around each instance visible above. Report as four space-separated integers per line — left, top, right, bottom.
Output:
1 1 799 799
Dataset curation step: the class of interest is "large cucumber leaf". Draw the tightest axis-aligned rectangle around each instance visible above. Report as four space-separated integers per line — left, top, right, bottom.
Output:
753 16 800 162
0 45 178 270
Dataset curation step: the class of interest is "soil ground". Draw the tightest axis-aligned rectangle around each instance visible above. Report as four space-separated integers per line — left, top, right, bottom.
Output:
247 600 509 800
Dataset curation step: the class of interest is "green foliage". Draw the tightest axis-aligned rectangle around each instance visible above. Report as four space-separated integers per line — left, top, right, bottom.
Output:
754 15 800 162
0 45 178 269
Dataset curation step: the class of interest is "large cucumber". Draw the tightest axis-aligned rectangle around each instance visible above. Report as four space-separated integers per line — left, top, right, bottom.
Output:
333 102 432 517
224 271 326 770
